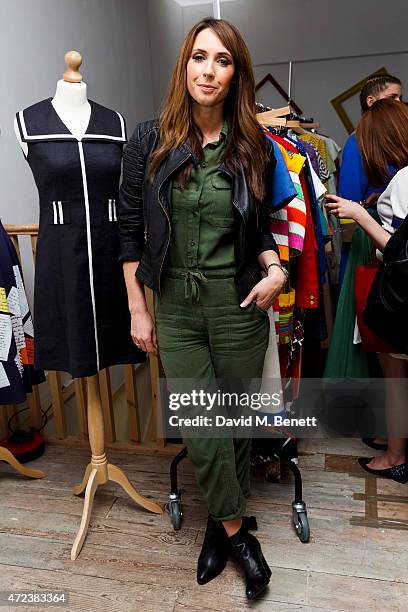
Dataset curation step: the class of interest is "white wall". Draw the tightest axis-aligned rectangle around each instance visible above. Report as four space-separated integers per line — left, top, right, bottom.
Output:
2 0 408 224
181 0 408 63
148 0 408 144
147 0 184 112
0 0 154 225
254 52 408 145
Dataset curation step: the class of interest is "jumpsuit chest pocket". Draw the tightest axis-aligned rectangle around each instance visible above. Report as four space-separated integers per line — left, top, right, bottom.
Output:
209 175 234 228
172 182 201 202
171 183 200 223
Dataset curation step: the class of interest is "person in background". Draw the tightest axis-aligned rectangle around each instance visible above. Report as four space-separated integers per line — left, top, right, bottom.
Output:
326 99 408 484
339 74 402 204
323 75 403 424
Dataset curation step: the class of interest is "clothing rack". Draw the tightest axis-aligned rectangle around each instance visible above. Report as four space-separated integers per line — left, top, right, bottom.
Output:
255 104 341 371
256 106 320 134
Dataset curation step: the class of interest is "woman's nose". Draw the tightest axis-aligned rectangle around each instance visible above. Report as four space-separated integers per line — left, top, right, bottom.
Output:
202 60 215 78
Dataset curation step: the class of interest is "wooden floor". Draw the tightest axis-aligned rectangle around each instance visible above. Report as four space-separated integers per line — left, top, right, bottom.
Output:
0 439 407 611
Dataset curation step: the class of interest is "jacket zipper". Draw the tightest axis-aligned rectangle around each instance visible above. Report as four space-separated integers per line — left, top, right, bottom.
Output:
157 153 190 296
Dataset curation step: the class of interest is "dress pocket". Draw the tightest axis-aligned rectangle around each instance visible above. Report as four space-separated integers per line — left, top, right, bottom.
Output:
48 200 70 225
105 198 118 223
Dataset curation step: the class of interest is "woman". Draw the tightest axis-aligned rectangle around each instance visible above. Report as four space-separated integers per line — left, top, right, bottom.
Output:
118 18 287 600
339 74 402 204
326 98 408 484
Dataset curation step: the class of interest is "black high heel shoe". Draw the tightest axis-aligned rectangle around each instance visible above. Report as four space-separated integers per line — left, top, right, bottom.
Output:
197 515 258 585
228 527 271 600
358 457 408 484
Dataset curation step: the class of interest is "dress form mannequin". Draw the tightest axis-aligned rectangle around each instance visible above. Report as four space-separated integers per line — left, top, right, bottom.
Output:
14 51 163 561
0 445 44 478
14 51 91 155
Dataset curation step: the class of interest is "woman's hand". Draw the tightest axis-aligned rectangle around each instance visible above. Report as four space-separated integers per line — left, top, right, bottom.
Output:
240 267 286 311
130 309 157 356
325 194 364 221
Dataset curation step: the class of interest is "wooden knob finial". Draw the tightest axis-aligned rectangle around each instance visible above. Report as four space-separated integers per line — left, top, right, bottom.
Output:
63 50 83 83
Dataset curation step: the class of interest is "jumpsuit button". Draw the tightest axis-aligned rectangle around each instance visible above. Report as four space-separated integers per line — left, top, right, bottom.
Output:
200 162 207 168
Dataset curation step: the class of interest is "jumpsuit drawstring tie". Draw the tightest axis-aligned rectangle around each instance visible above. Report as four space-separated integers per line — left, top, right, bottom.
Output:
183 270 208 301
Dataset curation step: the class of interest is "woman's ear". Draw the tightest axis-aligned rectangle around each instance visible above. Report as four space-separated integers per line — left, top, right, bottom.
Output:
366 95 376 108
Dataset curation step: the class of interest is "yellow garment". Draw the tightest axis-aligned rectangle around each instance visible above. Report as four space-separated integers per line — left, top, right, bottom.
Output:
299 133 329 188
275 142 305 175
300 133 327 165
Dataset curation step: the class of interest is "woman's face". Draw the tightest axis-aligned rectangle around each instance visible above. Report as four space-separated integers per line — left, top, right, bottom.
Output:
186 28 235 109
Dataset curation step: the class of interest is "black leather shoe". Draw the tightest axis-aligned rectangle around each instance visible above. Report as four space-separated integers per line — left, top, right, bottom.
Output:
358 457 408 483
197 516 258 585
228 527 271 600
362 438 388 451
197 516 228 585
242 515 258 532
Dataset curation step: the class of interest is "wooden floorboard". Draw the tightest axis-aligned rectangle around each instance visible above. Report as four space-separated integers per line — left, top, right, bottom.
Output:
0 439 407 611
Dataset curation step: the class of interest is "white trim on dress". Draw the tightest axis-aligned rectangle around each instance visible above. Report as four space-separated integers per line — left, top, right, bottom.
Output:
78 141 100 372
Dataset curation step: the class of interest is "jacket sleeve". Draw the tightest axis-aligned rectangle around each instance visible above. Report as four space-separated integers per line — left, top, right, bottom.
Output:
254 141 280 258
118 123 145 262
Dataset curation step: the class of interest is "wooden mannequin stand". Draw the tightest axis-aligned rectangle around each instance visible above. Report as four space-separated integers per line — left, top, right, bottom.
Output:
0 446 44 479
71 373 163 560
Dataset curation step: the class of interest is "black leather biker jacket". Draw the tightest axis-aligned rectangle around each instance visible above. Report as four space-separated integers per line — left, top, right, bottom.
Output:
118 120 282 302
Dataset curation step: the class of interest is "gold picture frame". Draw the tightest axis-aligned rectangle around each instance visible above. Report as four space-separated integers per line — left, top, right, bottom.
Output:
331 67 389 134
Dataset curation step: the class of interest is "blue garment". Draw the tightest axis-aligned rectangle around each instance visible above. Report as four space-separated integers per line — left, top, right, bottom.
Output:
339 132 383 201
265 135 298 211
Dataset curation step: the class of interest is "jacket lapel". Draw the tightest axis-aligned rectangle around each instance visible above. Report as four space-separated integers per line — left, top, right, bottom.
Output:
156 145 191 213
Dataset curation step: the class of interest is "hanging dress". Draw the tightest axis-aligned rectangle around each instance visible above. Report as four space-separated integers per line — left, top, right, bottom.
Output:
0 220 45 404
15 98 145 378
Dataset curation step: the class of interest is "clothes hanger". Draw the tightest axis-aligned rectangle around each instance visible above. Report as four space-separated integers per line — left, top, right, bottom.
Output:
256 106 291 128
287 120 307 135
256 115 287 128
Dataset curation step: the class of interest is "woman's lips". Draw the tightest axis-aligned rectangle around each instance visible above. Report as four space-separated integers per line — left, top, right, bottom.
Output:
198 84 217 92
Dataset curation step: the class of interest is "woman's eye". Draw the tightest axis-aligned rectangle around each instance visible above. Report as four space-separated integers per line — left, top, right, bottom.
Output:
193 54 205 61
218 57 231 67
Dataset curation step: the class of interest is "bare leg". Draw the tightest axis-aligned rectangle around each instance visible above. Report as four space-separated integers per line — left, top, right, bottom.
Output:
222 518 242 537
367 354 407 470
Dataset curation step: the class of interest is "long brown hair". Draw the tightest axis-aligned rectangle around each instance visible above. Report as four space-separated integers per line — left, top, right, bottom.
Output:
356 98 408 186
149 18 268 201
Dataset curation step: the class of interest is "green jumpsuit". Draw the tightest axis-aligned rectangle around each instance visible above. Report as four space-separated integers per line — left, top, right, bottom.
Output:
155 123 269 521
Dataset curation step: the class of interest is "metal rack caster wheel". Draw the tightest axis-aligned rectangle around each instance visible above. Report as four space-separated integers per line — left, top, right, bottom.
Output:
294 511 310 543
168 493 183 531
292 502 310 543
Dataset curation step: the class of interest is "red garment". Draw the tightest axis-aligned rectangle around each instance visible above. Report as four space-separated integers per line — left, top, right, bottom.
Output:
296 171 319 308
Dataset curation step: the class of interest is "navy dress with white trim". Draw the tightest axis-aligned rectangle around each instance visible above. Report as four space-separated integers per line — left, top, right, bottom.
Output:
16 98 145 377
